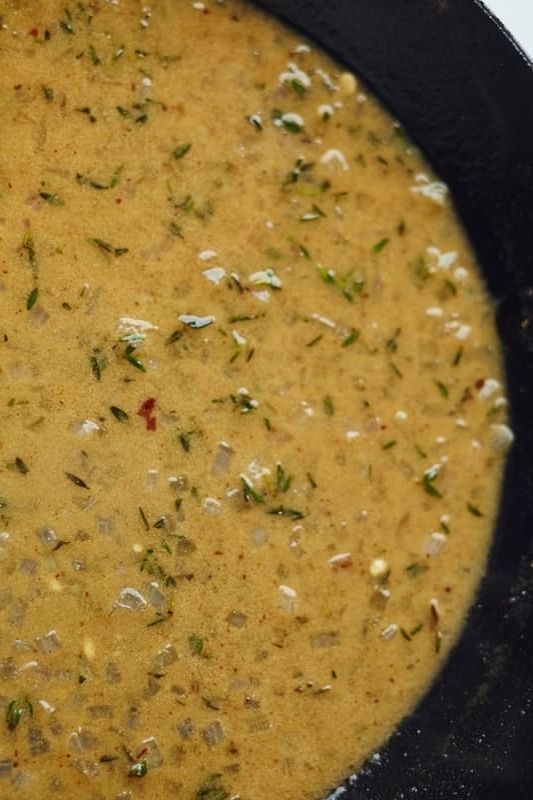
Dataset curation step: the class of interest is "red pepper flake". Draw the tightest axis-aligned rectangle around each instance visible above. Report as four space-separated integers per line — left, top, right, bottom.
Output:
474 378 486 391
29 27 39 37
137 397 157 431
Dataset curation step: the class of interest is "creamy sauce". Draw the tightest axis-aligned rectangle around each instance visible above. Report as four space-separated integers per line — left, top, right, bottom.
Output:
0 2 512 799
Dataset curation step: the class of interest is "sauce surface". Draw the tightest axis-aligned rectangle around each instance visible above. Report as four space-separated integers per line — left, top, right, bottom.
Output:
0 2 512 799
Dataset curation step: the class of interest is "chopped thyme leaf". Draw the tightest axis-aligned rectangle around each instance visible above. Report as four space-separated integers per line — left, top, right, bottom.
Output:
124 349 146 372
14 457 29 475
276 463 292 493
109 165 124 188
129 760 148 778
305 334 323 348
390 360 403 379
139 506 149 531
88 44 101 65
323 395 334 416
116 106 130 117
397 219 406 235
188 633 204 657
6 698 32 731
399 627 412 641
147 611 173 627
39 192 63 205
307 472 317 489
229 314 261 323
385 328 401 353
26 287 39 310
90 238 128 256
247 113 263 130
372 237 390 253
406 562 428 577
467 502 483 517
196 774 229 800
179 432 191 452
42 85 54 102
441 519 451 535
242 477 266 505
415 444 427 459
90 349 107 381
267 506 305 520
283 157 314 186
410 623 424 637
382 440 397 450
342 330 360 347
452 346 464 366
172 143 192 160
65 472 90 490
435 380 449 398
110 406 129 423
301 203 326 222
59 16 74 35
169 221 184 238
166 329 183 345
263 417 272 431
421 470 442 498
298 243 311 259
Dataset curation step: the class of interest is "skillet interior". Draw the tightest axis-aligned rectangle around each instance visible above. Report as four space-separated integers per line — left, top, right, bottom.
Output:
253 1 533 797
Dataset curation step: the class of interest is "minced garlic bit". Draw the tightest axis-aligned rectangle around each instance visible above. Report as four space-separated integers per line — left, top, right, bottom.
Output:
338 72 358 96
489 423 514 451
381 623 399 641
369 558 389 579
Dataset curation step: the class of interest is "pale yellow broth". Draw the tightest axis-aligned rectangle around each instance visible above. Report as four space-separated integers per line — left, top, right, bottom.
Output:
0 2 512 799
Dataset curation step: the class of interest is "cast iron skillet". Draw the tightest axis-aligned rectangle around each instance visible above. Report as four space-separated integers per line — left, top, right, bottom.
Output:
253 2 533 798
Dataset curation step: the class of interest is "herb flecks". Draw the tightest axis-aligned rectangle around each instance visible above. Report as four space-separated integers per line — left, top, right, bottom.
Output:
26 288 39 310
110 406 129 423
241 477 266 505
90 238 129 257
421 465 443 498
6 698 33 731
188 633 204 657
172 143 192 160
267 506 305 520
65 472 90 490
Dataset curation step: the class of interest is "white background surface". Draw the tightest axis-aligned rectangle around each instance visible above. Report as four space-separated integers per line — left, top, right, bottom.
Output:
482 0 533 58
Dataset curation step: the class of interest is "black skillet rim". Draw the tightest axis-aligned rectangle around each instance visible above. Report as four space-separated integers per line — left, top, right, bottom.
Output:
252 1 533 797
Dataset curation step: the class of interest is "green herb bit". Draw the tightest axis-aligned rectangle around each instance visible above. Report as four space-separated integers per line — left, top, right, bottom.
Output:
276 463 292 493
452 346 464 367
109 165 124 188
90 238 128 257
188 633 204 657
139 506 149 531
26 287 39 311
196 774 230 800
65 472 90 489
39 192 63 206
263 417 272 431
229 314 261 323
110 405 129 423
382 440 397 450
441 519 450 535
323 395 334 416
298 242 311 259
90 349 107 381
305 334 323 348
242 477 266 505
372 237 390 254
399 627 412 641
14 457 29 475
342 330 360 348
283 157 314 186
413 257 430 285
20 230 37 274
59 14 74 35
230 391 258 414
129 760 148 778
88 44 101 65
172 143 192 160
444 279 457 296
306 472 317 489
410 623 424 637
77 106 97 123
267 506 305 520
179 432 191 453
435 380 449 398
390 360 403 379
397 219 406 235
147 611 173 627
169 221 184 238
467 502 483 518
406 562 429 578
124 345 146 372
385 328 401 353
116 105 130 118
165 329 183 345
415 444 427 459
421 468 442 498
76 173 107 190
42 85 54 102
273 110 303 133
135 113 148 124
6 698 33 731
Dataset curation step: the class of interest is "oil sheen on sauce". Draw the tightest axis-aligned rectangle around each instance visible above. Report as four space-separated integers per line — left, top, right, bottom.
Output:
0 2 513 799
